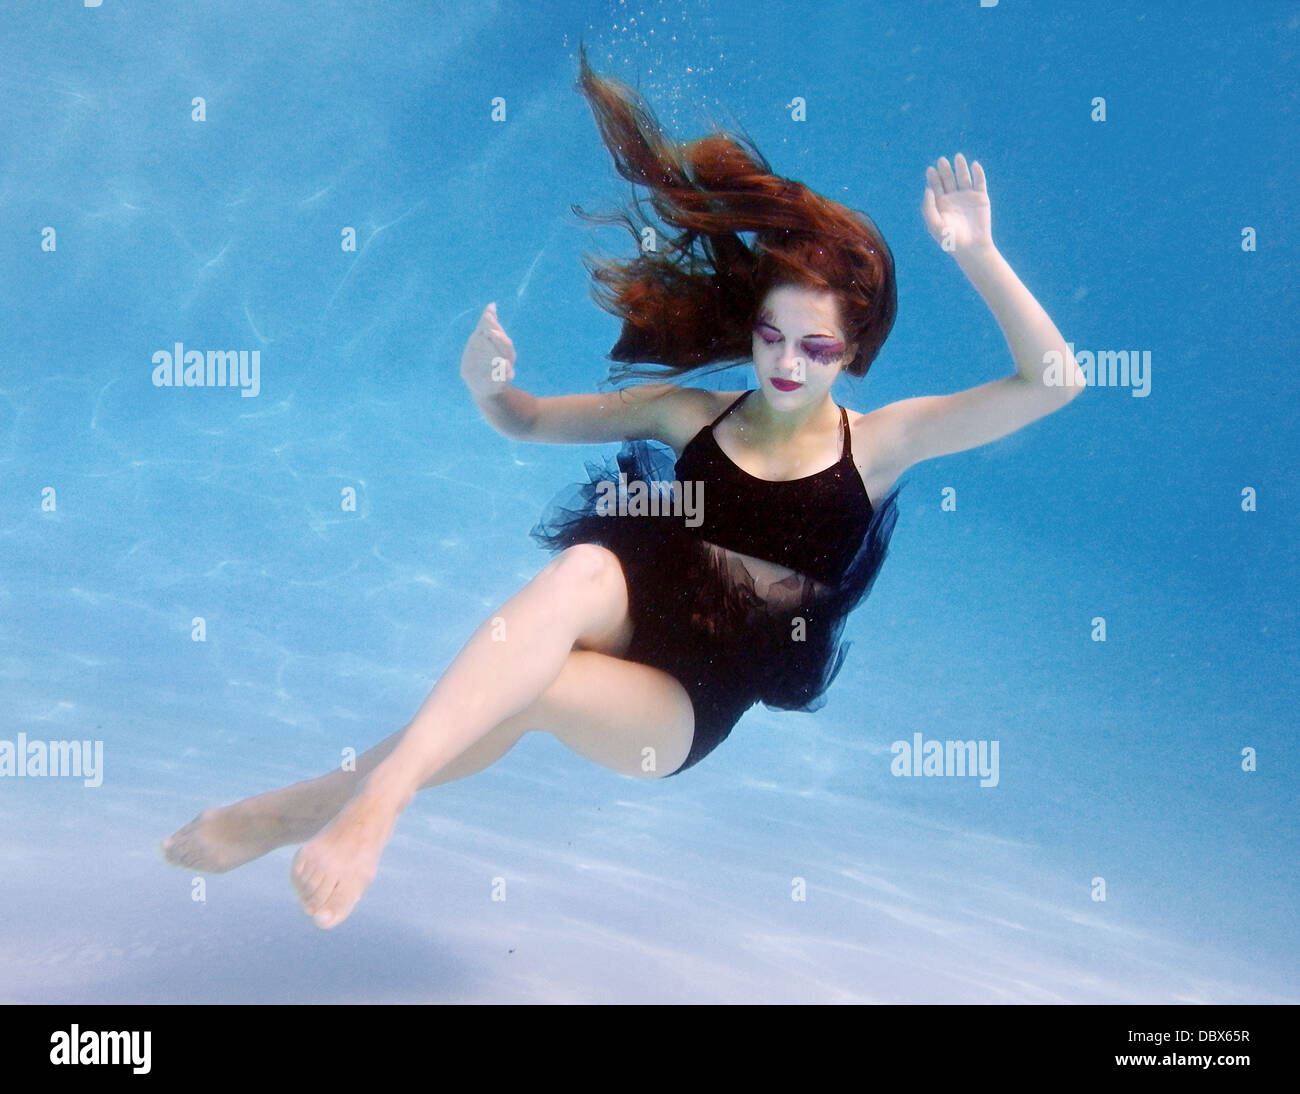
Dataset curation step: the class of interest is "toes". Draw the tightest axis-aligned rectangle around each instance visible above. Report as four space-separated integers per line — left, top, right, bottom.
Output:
291 848 321 891
290 850 314 892
161 813 210 866
306 881 335 919
161 820 195 858
291 848 372 928
315 881 362 929
161 832 192 867
303 878 336 919
291 848 331 913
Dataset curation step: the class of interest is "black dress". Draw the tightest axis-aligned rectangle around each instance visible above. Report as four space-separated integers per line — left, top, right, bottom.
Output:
531 390 901 774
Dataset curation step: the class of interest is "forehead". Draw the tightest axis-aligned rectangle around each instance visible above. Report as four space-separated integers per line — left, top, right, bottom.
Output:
757 285 844 334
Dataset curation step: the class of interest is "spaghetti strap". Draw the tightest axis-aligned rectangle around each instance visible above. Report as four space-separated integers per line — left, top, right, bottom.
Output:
710 389 753 427
714 390 852 463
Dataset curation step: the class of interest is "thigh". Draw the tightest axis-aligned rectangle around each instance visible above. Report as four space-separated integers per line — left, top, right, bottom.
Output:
547 543 637 660
528 649 695 779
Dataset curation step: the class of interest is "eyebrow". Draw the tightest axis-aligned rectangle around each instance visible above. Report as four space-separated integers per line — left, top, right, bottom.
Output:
756 311 842 341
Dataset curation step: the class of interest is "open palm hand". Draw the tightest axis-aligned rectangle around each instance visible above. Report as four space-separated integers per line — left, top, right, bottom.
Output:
922 153 992 254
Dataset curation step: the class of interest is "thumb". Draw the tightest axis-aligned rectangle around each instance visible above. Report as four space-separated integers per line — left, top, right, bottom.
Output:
921 185 942 234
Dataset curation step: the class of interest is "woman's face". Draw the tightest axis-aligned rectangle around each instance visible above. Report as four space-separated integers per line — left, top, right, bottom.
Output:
751 284 853 408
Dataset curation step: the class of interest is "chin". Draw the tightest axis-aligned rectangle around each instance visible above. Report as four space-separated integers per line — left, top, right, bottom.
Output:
766 381 818 400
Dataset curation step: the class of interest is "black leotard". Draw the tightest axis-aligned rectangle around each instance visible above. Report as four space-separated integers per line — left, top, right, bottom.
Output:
675 389 875 585
531 389 901 775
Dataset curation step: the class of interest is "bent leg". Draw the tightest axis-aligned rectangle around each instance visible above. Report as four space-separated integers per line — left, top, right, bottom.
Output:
291 542 699 927
165 542 698 928
162 640 695 875
531 649 694 777
369 543 637 802
163 544 628 873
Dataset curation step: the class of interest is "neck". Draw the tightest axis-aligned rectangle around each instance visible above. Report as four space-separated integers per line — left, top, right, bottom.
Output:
741 389 838 443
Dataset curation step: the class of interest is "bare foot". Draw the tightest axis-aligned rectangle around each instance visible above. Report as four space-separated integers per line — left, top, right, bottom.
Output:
291 790 400 929
161 797 317 873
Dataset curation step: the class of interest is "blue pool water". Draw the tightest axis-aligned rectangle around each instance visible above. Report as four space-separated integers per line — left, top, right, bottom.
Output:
1 0 1295 1003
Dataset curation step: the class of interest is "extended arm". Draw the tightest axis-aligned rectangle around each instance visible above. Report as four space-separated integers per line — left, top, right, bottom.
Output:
869 154 1086 479
459 301 682 445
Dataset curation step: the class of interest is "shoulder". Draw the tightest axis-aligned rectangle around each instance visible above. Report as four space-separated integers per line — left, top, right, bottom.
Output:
651 386 743 456
847 405 904 506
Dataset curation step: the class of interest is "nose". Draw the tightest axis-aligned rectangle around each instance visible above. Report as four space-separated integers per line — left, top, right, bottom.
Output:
777 344 805 377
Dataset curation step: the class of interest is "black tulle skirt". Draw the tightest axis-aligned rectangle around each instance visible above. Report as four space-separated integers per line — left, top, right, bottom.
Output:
530 439 901 774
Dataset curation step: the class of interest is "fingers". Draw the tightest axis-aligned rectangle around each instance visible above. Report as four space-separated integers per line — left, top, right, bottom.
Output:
472 301 515 384
953 153 972 189
937 157 957 193
920 183 942 233
475 302 512 348
928 155 984 193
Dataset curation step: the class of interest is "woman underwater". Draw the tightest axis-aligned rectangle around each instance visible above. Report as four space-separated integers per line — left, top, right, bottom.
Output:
163 49 1085 928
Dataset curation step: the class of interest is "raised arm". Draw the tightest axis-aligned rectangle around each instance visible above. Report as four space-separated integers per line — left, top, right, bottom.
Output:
459 301 686 447
869 154 1086 481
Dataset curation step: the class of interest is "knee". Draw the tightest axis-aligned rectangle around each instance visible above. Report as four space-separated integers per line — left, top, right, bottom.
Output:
549 543 625 594
647 738 692 780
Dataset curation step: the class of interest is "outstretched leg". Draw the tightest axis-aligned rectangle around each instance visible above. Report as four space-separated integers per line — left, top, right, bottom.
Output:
160 710 529 875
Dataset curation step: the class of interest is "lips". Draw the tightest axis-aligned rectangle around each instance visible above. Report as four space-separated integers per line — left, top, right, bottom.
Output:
770 378 803 391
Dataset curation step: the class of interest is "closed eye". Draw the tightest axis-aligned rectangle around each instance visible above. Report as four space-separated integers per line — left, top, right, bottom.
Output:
755 324 844 363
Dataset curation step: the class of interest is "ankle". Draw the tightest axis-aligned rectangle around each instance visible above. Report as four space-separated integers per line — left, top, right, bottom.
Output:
354 769 413 818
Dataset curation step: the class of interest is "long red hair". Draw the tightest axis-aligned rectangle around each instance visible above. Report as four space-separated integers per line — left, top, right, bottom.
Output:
573 44 896 383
